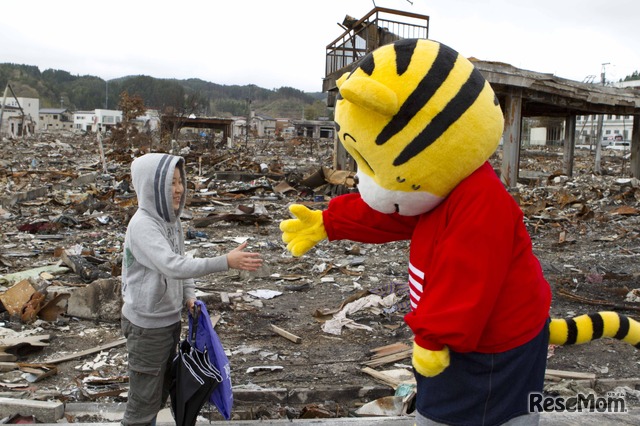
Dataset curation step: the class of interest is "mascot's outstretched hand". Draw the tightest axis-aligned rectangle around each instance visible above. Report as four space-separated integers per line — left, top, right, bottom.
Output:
412 342 450 377
280 204 327 257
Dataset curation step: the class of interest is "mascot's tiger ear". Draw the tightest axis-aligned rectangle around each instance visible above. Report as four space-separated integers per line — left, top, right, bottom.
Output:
337 73 399 117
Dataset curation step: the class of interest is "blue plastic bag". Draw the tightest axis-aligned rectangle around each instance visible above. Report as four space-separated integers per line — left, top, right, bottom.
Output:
188 300 233 420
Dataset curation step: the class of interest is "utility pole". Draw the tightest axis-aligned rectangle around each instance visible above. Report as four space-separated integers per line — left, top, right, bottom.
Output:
594 62 609 174
245 98 251 148
0 84 9 136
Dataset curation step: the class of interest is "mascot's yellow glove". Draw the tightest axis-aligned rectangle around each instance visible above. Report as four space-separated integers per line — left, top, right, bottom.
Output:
280 204 327 257
412 342 450 377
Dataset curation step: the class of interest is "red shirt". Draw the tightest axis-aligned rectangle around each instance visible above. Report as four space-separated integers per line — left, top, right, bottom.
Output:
323 162 551 353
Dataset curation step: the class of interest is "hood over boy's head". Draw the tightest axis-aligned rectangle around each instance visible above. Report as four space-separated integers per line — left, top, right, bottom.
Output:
131 153 186 223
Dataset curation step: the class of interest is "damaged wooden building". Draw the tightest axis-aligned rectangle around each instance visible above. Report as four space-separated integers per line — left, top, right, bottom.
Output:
322 7 640 186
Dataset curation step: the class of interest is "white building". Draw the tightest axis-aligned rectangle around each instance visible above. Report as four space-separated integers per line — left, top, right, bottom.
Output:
73 109 122 132
7 97 39 128
0 105 24 137
73 111 95 132
0 97 39 136
615 80 640 89
576 114 635 144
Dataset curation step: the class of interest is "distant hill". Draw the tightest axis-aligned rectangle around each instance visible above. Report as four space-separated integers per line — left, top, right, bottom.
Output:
0 63 331 120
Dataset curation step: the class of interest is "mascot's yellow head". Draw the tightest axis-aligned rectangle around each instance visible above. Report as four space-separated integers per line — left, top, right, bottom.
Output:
335 38 504 216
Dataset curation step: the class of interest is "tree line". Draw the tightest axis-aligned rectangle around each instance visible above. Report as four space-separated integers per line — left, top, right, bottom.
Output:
0 63 331 120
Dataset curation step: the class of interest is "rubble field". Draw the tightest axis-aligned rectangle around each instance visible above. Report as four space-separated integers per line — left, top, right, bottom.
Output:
1 133 640 422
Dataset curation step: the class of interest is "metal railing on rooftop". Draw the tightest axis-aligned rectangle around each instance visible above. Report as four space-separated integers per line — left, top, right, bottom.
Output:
324 7 429 86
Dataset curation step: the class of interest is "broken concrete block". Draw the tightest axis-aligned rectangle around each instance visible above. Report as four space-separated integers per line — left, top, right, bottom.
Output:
66 278 122 322
0 279 36 316
0 397 64 422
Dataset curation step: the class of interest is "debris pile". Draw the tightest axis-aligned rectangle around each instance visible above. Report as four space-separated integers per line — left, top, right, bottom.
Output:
1 133 640 422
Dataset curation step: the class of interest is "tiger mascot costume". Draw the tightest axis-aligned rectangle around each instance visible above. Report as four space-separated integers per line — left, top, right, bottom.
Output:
280 39 640 425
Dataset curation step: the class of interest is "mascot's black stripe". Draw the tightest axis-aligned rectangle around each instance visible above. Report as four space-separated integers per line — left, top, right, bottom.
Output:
590 313 604 339
376 43 457 148
614 315 630 340
393 68 486 166
565 318 578 345
359 52 375 76
358 39 418 76
395 39 418 75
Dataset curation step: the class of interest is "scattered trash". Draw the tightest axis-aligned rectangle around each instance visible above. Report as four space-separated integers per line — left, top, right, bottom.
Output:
322 294 398 335
355 395 406 416
246 365 283 374
2 134 640 421
247 289 282 299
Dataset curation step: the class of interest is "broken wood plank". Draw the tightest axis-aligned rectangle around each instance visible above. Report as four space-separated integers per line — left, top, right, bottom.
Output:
369 342 411 358
42 338 126 364
0 353 17 362
270 324 302 344
210 314 221 328
0 335 50 357
362 349 412 368
545 368 597 382
0 362 18 372
361 367 406 389
18 363 58 383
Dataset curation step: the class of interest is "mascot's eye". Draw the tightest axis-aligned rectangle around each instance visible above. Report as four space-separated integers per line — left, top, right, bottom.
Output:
412 184 421 190
396 176 406 183
344 133 356 143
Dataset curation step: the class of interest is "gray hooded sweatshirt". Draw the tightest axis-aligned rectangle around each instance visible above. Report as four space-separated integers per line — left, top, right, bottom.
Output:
121 153 228 329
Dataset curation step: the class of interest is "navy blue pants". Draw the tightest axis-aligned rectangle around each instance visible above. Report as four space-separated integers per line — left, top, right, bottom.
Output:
414 319 549 426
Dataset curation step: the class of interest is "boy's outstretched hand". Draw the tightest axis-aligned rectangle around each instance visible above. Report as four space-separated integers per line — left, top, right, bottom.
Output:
226 242 263 271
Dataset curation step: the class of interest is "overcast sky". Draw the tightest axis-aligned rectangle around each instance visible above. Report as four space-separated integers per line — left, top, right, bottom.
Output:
1 0 638 93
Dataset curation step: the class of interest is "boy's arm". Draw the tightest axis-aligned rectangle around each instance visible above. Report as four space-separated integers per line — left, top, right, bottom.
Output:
129 218 228 279
183 278 196 304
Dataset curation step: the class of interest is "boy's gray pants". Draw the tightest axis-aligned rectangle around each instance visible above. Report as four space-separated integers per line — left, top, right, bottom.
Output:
121 316 181 426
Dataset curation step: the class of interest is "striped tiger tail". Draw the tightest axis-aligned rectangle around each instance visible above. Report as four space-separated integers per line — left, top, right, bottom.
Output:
549 311 640 348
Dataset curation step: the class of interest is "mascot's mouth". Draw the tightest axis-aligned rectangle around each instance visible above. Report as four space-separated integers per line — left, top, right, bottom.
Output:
358 170 444 216
361 156 374 175
343 133 375 176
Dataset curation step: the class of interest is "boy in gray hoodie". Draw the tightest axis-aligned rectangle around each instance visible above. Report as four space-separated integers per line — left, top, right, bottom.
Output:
121 153 262 425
